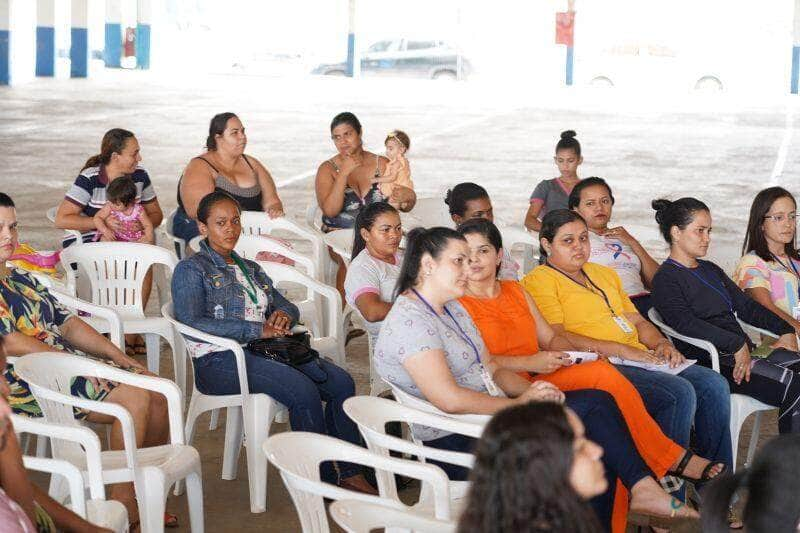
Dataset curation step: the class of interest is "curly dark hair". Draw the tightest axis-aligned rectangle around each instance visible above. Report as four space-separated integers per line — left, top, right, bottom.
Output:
457 402 603 533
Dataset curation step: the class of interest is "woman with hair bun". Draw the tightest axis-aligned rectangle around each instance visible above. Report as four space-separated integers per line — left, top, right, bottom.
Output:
524 130 583 232
171 112 284 243
650 198 800 435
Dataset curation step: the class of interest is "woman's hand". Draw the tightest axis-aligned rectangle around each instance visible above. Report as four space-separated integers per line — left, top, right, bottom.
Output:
517 381 565 405
653 339 686 368
620 345 664 364
338 153 362 178
265 200 284 219
772 333 799 352
530 351 573 374
602 226 638 247
732 342 752 384
262 310 292 338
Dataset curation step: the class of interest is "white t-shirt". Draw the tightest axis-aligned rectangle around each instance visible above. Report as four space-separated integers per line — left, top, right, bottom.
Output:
588 231 648 297
344 249 403 339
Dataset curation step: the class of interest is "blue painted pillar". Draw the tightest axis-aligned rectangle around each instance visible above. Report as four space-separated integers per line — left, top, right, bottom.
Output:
135 0 150 69
70 0 89 77
565 46 574 86
0 0 10 85
345 0 359 77
104 0 121 67
36 0 56 76
792 0 800 93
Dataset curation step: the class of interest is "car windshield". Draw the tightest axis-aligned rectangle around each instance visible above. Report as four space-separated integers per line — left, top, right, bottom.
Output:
406 40 437 51
368 41 393 52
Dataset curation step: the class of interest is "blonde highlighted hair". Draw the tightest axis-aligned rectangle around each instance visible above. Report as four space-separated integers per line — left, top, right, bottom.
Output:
385 130 410 151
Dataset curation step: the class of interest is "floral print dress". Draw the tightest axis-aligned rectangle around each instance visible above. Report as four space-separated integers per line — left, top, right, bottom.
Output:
0 268 129 419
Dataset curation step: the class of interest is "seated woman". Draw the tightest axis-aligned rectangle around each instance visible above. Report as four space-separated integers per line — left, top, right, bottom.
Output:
734 186 800 336
171 191 373 492
444 182 520 280
54 128 164 355
521 209 733 479
457 218 722 530
0 351 113 533
374 227 699 531
344 202 403 340
316 112 416 294
650 198 800 434
0 193 171 527
569 177 660 315
172 112 285 244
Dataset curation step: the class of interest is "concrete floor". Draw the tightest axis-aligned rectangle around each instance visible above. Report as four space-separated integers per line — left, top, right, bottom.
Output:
2 69 794 531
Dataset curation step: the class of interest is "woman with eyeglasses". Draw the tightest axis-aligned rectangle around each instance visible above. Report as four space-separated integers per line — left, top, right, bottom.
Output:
734 187 800 337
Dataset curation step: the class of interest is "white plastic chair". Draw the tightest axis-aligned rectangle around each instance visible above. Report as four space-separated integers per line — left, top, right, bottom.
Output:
234 233 318 282
387 382 492 427
648 308 777 470
499 224 539 274
264 432 453 533
159 208 186 259
401 197 453 229
239 211 327 282
323 229 354 268
48 288 126 351
344 396 482 517
59 242 187 396
162 302 288 513
47 206 83 246
12 415 129 532
13 352 204 533
330 499 457 533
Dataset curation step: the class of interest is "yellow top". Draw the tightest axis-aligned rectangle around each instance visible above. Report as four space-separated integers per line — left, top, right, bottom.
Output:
378 165 414 198
521 262 646 350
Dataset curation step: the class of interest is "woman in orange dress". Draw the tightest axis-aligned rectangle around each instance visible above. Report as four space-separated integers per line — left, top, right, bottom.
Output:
456 218 724 532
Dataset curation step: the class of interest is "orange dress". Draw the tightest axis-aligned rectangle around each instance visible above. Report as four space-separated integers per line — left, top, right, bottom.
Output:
460 280 683 533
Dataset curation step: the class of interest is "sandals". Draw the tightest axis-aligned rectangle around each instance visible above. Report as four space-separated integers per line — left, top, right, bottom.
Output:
634 497 699 530
667 450 726 483
728 507 743 529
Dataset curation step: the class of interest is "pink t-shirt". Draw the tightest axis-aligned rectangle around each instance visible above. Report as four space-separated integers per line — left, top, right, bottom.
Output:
0 487 35 532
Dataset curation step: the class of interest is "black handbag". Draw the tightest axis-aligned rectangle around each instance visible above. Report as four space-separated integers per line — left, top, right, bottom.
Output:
245 332 327 383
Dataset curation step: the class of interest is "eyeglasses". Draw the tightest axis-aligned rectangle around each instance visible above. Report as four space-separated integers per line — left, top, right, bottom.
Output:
763 213 798 223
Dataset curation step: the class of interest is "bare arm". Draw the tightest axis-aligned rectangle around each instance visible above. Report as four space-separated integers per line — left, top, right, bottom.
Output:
354 293 393 323
548 323 662 363
137 208 155 244
315 161 350 218
141 197 163 228
524 203 543 232
92 204 114 240
31 483 111 533
390 185 417 211
626 311 669 350
58 317 145 370
55 200 97 232
745 287 800 333
179 159 217 220
250 156 284 218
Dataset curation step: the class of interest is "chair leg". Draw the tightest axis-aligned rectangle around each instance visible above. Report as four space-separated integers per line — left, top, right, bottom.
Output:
222 406 243 481
244 395 273 513
145 333 160 375
744 411 762 468
140 469 167 533
175 395 202 496
184 470 205 533
35 435 49 458
730 407 743 470
209 408 220 430
48 470 69 503
162 328 186 400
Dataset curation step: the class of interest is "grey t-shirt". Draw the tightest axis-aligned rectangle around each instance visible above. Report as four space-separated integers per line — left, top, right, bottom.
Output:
529 178 571 217
374 294 488 441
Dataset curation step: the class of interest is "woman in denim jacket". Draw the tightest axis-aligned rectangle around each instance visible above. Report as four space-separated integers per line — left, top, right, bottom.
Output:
171 191 374 493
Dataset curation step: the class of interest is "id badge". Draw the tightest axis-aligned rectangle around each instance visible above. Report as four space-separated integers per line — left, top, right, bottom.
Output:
480 365 502 397
612 315 634 334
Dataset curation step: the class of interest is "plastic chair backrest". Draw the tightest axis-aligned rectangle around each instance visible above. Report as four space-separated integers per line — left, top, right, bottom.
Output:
239 212 326 275
499 225 539 273
402 198 453 229
323 229 354 265
387 382 492 427
162 208 186 259
305 203 323 232
263 432 452 532
49 289 125 351
60 242 178 318
234 234 317 280
344 396 482 500
330 499 457 533
46 206 58 223
648 308 721 371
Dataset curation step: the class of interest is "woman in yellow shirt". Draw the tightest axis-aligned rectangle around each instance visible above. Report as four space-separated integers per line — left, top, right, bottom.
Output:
521 209 733 488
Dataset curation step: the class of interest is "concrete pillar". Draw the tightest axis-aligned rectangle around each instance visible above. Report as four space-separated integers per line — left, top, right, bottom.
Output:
135 0 150 69
103 0 121 67
0 0 9 85
70 0 89 77
35 0 55 76
345 0 359 77
792 0 800 93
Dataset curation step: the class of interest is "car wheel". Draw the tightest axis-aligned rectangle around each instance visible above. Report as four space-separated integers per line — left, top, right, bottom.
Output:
590 76 614 88
326 70 347 76
694 76 723 93
432 70 458 81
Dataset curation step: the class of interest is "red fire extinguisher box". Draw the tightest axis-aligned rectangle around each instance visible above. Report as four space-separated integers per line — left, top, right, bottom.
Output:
555 12 575 46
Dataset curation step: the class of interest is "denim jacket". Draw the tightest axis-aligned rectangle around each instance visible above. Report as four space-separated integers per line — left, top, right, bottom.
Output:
171 239 300 343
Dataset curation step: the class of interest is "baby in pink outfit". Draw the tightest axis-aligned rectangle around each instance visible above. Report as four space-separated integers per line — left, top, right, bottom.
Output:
93 176 154 243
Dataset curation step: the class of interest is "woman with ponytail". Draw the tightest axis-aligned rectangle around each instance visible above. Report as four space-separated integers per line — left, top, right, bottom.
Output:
702 434 800 533
172 112 284 243
344 202 403 339
55 128 163 247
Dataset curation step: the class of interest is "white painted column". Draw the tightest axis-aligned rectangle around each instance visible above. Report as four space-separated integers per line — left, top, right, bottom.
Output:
70 0 89 77
1 0 36 85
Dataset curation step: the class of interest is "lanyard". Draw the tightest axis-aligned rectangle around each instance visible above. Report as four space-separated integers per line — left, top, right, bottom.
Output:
231 255 259 305
666 259 734 313
546 263 619 317
772 254 800 279
410 289 484 365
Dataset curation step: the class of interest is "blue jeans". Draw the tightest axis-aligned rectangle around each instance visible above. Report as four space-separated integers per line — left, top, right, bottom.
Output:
616 364 733 472
193 349 362 482
172 205 200 244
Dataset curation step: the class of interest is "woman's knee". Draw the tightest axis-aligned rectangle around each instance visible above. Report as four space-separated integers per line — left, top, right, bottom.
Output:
109 384 151 416
323 363 355 398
